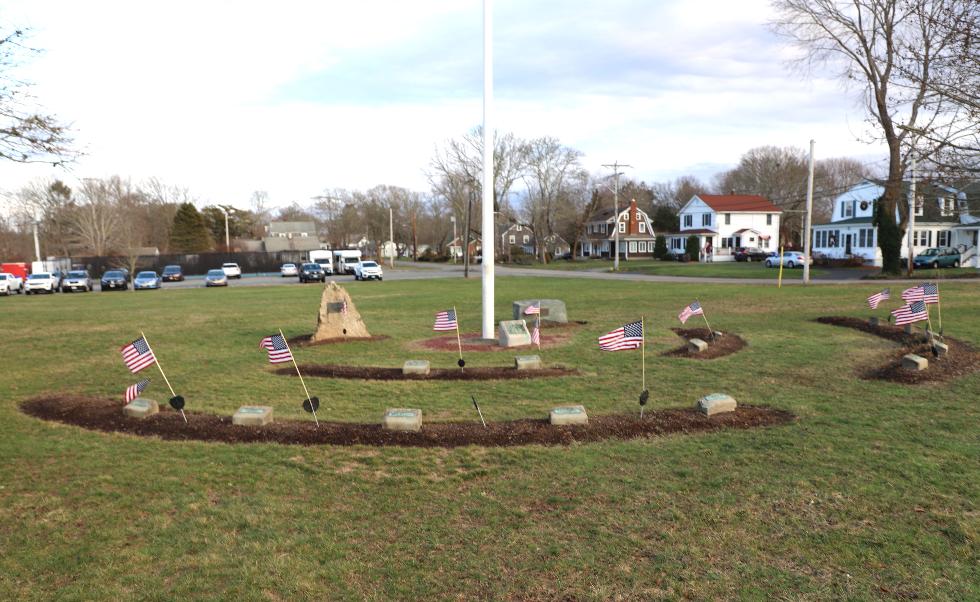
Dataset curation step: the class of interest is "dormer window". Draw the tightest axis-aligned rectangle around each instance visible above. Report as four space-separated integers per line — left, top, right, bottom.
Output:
914 195 923 217
939 197 955 217
843 201 854 218
618 222 626 233
639 222 646 233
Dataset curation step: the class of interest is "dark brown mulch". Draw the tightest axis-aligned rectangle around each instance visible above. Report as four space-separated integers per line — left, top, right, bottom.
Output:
661 328 747 359
276 364 579 381
19 395 795 448
288 334 391 347
416 331 570 353
815 316 980 384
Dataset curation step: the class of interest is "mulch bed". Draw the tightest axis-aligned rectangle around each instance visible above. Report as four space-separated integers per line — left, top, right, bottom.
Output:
815 316 980 384
415 321 587 353
288 334 390 347
661 328 747 359
20 396 795 448
276 364 579 380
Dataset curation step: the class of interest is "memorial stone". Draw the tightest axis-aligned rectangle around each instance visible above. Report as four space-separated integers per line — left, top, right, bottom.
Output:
688 338 708 353
233 405 274 426
313 281 371 341
402 360 431 375
383 408 422 432
932 342 949 357
549 405 588 426
123 398 159 419
512 299 568 324
514 355 542 370
498 320 532 347
869 317 879 327
901 354 928 371
697 393 737 416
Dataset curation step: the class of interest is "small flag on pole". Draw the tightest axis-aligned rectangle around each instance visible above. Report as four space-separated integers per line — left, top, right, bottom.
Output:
531 322 540 346
901 285 925 303
598 320 644 351
919 282 939 304
120 336 157 373
433 309 458 331
678 301 704 324
867 288 890 310
891 300 929 325
524 302 540 315
260 333 294 364
124 378 150 403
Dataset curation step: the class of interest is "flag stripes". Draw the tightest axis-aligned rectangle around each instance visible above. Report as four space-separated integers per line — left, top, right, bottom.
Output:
260 334 294 364
678 301 703 324
867 288 890 310
124 378 150 403
891 300 929 325
433 309 458 331
599 320 644 351
120 336 157 373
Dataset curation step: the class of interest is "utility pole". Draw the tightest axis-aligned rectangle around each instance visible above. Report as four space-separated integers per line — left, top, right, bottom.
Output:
450 215 457 264
907 156 916 276
803 139 815 284
32 221 42 263
480 0 495 339
389 206 395 268
219 206 230 251
602 161 631 271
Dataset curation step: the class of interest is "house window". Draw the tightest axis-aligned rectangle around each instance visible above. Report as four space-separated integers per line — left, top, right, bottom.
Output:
629 241 637 253
913 230 931 246
843 201 854 218
683 215 693 228
761 238 770 248
937 230 950 247
638 241 647 252
913 196 924 217
766 214 773 226
523 235 529 244
940 198 955 217
509 235 515 244
702 213 712 227
639 222 646 233
619 222 626 233
725 213 731 225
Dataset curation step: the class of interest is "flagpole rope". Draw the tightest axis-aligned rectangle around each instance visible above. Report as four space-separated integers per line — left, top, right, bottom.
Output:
280 328 319 428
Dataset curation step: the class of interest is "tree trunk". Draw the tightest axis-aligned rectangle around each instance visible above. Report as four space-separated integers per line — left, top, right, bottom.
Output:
411 212 418 262
463 191 473 278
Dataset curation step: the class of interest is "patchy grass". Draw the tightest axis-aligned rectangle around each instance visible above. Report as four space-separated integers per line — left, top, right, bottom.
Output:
0 277 977 599
516 258 829 279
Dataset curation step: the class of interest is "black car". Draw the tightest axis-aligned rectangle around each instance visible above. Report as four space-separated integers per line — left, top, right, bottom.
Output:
733 247 771 262
299 262 326 283
161 265 184 282
101 270 128 291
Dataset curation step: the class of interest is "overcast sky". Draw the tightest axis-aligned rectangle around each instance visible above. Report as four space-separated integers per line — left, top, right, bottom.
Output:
0 0 888 209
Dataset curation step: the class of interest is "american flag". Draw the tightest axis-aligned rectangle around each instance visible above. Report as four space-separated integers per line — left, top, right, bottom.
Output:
124 378 150 403
678 301 704 324
120 336 157 373
259 334 294 364
341 300 349 315
919 282 939 304
867 288 890 310
433 309 458 331
524 303 540 315
531 322 540 346
598 320 644 351
891 300 928 325
901 285 924 303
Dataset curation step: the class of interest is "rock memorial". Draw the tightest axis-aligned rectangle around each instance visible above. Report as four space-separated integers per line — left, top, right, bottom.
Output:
902 354 928 371
697 393 737 416
498 320 532 347
313 281 371 342
932 342 949 357
512 299 568 324
402 360 431 375
688 338 708 353
233 405 274 426
123 398 159 419
383 408 422 432
869 317 879 327
514 355 542 370
549 405 588 426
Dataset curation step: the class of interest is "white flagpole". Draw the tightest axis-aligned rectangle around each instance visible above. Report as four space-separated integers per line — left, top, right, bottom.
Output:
141 330 186 423
279 328 319 428
640 317 646 419
536 315 541 350
454 306 464 370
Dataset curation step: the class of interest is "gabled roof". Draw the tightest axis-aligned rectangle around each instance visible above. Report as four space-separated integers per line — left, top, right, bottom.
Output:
696 195 781 213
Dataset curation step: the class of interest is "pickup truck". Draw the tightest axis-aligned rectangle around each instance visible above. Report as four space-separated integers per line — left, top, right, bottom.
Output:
353 261 384 281
0 272 24 295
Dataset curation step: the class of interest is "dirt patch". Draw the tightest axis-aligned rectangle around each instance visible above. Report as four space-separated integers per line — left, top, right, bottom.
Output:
661 328 747 359
815 316 980 384
414 321 586 352
20 395 795 448
288 334 390 347
276 364 579 380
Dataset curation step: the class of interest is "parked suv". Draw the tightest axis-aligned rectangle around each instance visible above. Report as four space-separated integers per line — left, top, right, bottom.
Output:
299 263 326 283
221 262 242 279
62 270 94 292
353 261 384 281
913 247 960 269
0 272 24 295
25 272 59 294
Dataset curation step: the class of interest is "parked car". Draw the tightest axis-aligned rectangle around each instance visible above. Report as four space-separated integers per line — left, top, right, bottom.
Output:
133 271 162 290
61 270 94 292
205 269 228 287
0 272 24 295
280 263 299 277
101 270 129 291
765 251 812 269
913 247 960 269
161 265 184 282
353 260 384 281
298 262 326 283
50 270 65 290
25 272 59 294
733 247 771 262
221 262 242 279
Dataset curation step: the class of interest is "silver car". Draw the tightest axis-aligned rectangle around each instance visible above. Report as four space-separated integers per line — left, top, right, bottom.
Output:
62 270 94 292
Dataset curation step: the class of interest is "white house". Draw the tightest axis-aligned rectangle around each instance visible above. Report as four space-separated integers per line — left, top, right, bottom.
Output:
811 179 980 267
667 194 782 261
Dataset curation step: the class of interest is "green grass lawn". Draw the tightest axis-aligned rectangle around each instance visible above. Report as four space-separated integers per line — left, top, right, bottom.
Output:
1 278 977 599
516 258 829 279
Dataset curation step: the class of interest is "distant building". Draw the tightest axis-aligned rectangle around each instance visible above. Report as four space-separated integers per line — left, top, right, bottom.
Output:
578 199 656 259
666 194 782 262
263 221 323 252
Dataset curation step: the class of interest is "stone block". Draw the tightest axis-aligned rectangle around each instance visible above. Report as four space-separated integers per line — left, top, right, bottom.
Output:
514 355 543 370
869 317 879 327
904 324 913 335
902 354 928 371
233 405 274 426
550 405 588 426
512 299 568 324
688 338 708 353
712 330 724 339
697 393 737 416
123 398 159 419
402 360 431 375
498 319 532 347
383 408 422 432
932 342 949 357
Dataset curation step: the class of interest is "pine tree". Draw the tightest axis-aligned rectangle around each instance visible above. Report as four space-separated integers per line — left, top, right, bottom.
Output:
653 235 668 260
169 202 214 253
685 235 700 261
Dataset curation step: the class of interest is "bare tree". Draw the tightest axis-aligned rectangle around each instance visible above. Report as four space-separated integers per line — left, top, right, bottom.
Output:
520 137 585 263
771 0 969 273
71 178 123 256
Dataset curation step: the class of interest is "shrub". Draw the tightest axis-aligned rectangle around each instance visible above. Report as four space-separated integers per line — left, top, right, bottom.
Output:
685 235 700 260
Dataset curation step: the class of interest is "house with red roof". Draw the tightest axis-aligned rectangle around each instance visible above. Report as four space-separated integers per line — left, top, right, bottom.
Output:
666 194 782 261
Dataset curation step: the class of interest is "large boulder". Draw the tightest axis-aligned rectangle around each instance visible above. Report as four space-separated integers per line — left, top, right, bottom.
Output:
313 281 371 341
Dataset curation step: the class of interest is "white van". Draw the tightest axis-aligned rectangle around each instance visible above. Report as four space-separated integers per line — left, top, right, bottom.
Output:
308 250 334 274
332 249 362 275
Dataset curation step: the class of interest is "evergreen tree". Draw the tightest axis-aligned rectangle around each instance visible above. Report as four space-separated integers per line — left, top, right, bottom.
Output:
653 235 668 260
169 202 214 253
685 235 700 261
